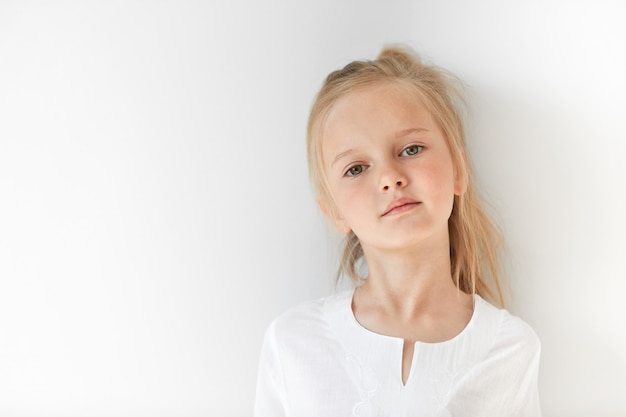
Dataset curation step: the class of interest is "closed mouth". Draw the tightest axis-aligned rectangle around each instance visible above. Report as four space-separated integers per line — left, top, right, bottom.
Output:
382 198 421 216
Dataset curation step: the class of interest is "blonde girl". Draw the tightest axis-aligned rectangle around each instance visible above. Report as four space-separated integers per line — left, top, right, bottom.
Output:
255 46 541 417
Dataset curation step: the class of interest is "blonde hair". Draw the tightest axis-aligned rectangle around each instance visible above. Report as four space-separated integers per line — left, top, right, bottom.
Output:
306 45 505 307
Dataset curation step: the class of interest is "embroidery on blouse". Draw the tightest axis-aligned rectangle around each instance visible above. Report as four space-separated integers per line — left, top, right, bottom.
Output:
430 361 472 416
345 354 387 417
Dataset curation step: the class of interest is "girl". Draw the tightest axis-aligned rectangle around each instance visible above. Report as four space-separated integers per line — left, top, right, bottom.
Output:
255 46 541 416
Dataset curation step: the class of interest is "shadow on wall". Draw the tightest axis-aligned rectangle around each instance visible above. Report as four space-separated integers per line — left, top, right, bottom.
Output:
465 84 626 415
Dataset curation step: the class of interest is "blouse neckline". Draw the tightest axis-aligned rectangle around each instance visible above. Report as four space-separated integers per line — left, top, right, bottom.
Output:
340 286 484 349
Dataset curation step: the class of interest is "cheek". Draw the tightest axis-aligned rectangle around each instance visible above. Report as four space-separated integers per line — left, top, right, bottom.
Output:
334 186 359 212
422 163 457 200
332 181 369 220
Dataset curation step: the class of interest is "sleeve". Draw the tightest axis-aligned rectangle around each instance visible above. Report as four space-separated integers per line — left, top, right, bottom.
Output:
494 316 542 417
508 326 542 417
254 321 288 417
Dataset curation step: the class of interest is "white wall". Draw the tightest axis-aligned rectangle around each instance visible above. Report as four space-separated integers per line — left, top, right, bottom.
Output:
0 1 624 416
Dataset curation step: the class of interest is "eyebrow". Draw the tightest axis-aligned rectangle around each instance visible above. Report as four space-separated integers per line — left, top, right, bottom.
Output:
331 149 356 168
330 128 429 168
395 127 428 138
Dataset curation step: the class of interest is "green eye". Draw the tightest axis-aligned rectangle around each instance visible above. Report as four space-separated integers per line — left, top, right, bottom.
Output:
346 165 364 176
402 145 423 156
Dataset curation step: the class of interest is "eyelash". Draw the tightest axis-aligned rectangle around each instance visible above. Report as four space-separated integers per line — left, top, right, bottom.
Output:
345 164 365 177
343 145 424 177
400 144 424 156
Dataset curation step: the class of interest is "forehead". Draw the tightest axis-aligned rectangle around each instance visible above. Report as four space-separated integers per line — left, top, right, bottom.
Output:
321 82 438 157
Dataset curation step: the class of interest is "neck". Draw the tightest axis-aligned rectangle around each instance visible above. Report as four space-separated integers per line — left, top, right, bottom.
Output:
358 234 466 318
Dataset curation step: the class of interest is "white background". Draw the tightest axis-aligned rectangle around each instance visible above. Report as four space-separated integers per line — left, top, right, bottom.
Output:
1 1 625 416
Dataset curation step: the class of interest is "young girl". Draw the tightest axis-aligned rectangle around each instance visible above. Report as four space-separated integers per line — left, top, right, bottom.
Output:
255 46 541 416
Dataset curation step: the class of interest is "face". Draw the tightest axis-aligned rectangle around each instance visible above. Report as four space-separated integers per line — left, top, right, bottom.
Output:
320 82 465 253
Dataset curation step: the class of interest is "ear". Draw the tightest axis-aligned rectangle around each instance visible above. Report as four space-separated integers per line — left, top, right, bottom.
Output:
454 170 468 196
317 197 351 235
453 154 469 196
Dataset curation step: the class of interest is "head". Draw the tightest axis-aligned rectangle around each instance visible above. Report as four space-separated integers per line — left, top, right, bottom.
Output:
307 46 504 306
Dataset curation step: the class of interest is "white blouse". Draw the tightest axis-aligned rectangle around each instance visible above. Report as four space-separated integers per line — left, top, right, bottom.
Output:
254 289 542 417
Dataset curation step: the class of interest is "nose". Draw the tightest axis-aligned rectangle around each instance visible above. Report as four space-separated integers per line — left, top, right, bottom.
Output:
379 164 407 192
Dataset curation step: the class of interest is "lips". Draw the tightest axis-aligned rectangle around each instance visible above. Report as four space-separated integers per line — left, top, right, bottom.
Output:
382 197 421 216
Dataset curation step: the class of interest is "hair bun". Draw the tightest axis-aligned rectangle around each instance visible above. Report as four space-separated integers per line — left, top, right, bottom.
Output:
377 45 420 65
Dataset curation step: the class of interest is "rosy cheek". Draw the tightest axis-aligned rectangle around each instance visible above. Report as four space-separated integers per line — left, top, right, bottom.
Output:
337 191 358 212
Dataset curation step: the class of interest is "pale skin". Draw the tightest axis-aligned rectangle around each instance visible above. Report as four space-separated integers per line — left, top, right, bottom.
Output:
319 81 474 386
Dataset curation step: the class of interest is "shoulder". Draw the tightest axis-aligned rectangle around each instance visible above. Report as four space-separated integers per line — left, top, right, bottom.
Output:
449 299 542 416
475 297 541 365
496 305 540 354
263 290 352 346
